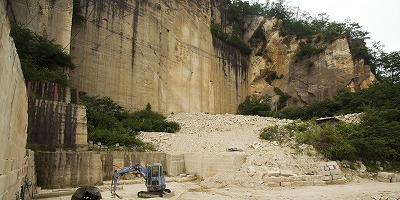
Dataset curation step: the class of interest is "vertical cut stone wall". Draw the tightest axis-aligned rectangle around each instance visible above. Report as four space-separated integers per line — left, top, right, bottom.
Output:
0 1 36 199
35 151 103 189
69 0 249 115
27 99 88 151
35 151 249 188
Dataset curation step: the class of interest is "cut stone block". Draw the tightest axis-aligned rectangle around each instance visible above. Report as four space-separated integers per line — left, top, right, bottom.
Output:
323 175 332 181
280 170 295 177
313 181 327 186
318 171 331 176
266 182 281 187
326 161 338 166
292 181 313 187
377 172 395 183
378 172 395 179
331 179 346 184
281 182 292 187
332 174 345 180
330 169 342 175
263 177 282 183
392 174 400 182
267 170 281 177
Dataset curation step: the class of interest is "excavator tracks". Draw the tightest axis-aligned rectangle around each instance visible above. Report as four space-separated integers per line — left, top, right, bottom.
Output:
137 189 172 198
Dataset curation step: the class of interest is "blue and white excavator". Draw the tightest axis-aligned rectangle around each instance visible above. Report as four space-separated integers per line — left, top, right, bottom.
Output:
112 163 171 198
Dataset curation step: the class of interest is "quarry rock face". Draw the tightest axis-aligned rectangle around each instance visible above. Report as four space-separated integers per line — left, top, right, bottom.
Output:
245 17 376 107
9 0 376 114
1 1 36 198
69 0 248 115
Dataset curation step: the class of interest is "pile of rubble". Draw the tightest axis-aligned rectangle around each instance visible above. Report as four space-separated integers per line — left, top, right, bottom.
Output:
336 113 363 124
166 112 292 134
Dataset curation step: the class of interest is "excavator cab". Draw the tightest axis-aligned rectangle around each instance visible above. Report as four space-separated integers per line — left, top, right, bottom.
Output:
146 163 166 192
135 163 171 198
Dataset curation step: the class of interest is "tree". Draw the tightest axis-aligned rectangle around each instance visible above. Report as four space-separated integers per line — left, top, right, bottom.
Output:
379 51 400 83
238 94 271 116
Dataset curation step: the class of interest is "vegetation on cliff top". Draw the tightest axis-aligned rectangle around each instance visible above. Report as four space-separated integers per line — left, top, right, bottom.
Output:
214 0 373 68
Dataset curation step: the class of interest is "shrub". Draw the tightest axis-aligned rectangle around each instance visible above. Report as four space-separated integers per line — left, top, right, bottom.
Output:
274 106 305 120
211 21 252 54
260 125 279 140
274 87 291 110
265 71 279 84
80 94 181 150
350 108 400 161
294 122 357 160
10 23 74 86
295 41 324 62
238 94 271 116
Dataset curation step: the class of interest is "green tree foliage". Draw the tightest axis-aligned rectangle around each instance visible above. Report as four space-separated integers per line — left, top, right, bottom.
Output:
213 0 372 63
211 21 252 54
350 109 400 161
10 23 74 86
377 51 400 83
273 87 291 110
238 94 271 116
210 0 268 54
294 122 357 161
295 41 324 62
267 81 400 163
80 93 180 149
72 0 85 24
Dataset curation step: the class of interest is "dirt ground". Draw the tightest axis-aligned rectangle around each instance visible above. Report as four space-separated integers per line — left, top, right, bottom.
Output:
36 113 400 200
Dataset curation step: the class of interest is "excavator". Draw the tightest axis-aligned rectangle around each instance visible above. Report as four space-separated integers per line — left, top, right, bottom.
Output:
112 163 172 198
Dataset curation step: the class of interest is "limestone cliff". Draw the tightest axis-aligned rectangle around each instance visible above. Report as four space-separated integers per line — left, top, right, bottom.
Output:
8 0 375 114
69 0 248 114
244 17 376 107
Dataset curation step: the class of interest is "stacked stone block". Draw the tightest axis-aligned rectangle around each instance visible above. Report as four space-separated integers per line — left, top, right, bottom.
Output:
261 161 346 187
377 172 400 183
316 161 346 184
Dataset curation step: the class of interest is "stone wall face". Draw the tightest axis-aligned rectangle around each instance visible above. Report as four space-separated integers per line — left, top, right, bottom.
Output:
27 99 88 151
35 151 249 188
8 0 73 53
0 1 36 199
35 151 103 189
69 0 249 115
184 152 247 179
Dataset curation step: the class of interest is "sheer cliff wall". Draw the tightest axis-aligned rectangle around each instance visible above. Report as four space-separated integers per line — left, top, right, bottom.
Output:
7 0 375 114
0 1 35 199
69 0 248 114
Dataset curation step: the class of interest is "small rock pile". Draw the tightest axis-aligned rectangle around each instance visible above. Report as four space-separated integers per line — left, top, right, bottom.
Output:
336 113 363 124
257 161 346 187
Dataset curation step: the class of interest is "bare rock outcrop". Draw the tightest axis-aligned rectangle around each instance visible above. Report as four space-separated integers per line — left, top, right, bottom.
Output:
245 17 376 107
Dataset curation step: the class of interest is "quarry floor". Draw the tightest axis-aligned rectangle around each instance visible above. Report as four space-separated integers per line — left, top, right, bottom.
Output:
36 181 400 200
36 113 400 199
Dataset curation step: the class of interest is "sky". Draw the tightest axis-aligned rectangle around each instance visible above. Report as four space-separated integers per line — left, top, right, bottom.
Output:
245 0 400 52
